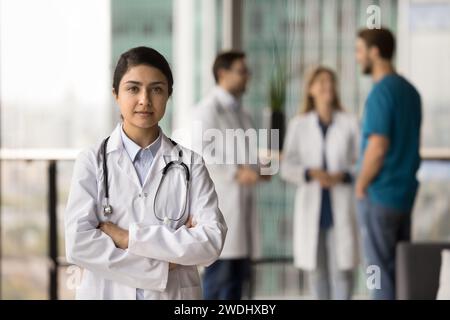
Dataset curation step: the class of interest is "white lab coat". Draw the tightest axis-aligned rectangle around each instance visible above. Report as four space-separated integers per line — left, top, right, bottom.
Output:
192 89 261 259
280 111 360 271
65 124 227 300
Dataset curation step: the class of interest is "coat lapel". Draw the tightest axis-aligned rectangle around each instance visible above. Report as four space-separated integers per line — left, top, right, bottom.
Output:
309 112 324 164
141 133 181 190
106 124 142 188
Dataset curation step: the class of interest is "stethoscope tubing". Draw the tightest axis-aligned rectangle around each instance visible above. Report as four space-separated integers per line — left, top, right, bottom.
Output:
101 136 190 223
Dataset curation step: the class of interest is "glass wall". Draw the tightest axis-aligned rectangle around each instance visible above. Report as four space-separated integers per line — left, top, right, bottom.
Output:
241 0 399 298
397 1 450 242
0 0 223 299
1 0 111 299
0 0 448 300
111 0 174 133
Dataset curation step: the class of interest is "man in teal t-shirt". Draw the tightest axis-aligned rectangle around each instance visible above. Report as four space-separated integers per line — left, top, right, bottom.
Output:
355 28 422 300
361 74 421 211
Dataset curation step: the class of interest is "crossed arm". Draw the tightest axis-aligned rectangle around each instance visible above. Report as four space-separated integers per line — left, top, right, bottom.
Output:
65 149 226 291
98 216 197 270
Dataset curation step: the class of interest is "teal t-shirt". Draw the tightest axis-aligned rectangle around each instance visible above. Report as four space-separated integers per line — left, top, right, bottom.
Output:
360 74 422 212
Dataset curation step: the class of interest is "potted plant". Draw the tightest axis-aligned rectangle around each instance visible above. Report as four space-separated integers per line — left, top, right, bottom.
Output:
268 44 287 151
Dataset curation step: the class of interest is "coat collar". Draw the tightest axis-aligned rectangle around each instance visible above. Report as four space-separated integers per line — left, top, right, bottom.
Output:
105 123 183 188
105 123 124 154
119 123 162 162
310 111 336 124
107 124 178 157
214 86 241 111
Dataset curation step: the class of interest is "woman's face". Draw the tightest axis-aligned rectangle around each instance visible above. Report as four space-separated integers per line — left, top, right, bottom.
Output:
114 64 169 130
309 71 335 105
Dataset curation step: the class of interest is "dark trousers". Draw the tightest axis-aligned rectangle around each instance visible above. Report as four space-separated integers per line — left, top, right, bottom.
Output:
357 197 411 300
202 258 250 300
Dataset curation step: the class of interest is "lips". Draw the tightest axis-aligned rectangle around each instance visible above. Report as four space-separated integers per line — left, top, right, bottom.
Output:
135 111 153 115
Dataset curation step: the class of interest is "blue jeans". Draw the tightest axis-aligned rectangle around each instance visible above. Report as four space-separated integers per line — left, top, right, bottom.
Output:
357 197 411 300
202 259 250 300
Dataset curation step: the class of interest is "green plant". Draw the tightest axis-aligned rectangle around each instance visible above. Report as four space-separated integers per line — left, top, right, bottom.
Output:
269 41 287 113
269 66 287 112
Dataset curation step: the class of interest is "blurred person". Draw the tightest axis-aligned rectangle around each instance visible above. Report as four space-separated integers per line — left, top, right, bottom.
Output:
281 66 360 300
65 46 227 300
192 51 268 300
355 28 422 300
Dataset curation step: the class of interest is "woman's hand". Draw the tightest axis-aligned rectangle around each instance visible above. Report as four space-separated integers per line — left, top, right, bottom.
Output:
236 165 259 186
327 172 345 187
309 169 344 188
98 221 129 250
185 215 197 228
309 169 331 188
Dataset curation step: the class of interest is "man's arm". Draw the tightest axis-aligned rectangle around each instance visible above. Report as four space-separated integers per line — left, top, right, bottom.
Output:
355 134 390 198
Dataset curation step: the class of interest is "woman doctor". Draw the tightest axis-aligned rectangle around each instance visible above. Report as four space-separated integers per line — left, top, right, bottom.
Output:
281 66 360 300
65 46 227 300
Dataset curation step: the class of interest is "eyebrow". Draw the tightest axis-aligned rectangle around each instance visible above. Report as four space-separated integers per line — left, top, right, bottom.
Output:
124 80 166 86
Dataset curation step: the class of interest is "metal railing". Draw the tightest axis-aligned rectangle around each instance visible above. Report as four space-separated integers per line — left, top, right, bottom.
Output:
1 147 449 299
0 149 79 300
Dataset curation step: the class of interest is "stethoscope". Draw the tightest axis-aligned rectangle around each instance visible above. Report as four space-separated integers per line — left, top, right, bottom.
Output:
101 136 190 225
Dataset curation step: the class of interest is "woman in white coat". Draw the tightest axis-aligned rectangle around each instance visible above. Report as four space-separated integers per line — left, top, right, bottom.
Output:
281 66 360 300
65 47 227 300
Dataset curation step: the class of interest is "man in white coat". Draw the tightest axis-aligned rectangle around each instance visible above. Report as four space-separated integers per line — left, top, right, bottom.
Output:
192 51 266 300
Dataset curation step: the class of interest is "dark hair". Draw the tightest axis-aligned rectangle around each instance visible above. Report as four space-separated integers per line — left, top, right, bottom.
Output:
113 46 173 96
357 28 396 60
212 50 246 83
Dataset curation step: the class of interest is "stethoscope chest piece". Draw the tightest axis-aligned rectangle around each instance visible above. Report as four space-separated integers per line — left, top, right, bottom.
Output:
103 204 113 216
